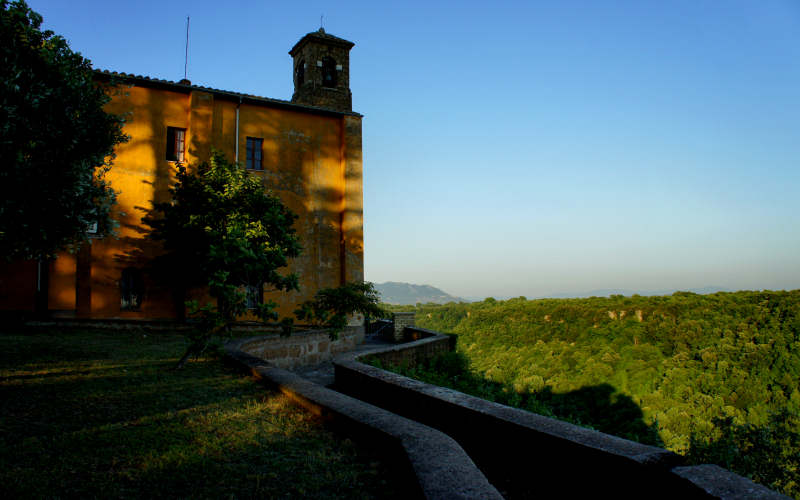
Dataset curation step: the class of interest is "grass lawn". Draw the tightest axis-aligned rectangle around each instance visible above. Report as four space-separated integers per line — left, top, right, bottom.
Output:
0 328 402 499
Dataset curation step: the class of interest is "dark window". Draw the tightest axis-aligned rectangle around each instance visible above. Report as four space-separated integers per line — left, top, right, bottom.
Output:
246 137 263 170
166 127 186 161
296 60 305 86
322 56 337 88
120 268 144 311
245 283 263 310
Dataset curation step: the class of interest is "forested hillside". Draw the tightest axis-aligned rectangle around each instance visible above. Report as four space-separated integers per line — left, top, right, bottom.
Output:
375 282 464 305
389 291 800 497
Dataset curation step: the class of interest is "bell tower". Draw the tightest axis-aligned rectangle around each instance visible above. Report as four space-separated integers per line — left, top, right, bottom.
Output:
289 28 355 112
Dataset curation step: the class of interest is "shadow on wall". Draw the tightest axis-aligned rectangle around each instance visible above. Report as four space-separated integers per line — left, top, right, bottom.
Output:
111 86 182 319
111 106 357 322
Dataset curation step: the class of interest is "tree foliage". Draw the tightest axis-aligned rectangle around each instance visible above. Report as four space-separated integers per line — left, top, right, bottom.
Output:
0 0 127 260
144 151 301 366
295 281 387 339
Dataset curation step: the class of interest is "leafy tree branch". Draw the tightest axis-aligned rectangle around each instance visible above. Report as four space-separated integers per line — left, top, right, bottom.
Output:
0 0 127 259
144 151 301 367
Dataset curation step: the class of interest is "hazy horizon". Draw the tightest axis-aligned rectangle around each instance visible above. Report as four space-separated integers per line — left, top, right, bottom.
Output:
29 0 800 299
375 280 797 303
379 277 799 302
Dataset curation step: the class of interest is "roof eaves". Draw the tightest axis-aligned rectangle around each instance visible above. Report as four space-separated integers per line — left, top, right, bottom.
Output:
289 30 355 56
93 69 362 118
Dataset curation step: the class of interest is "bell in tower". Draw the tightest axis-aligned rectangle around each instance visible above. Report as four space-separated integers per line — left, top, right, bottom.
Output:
289 28 355 112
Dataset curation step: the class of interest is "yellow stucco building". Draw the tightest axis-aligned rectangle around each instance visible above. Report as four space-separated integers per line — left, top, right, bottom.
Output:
0 29 364 321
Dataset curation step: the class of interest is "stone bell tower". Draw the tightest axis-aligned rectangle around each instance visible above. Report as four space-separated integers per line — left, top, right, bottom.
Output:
289 28 355 112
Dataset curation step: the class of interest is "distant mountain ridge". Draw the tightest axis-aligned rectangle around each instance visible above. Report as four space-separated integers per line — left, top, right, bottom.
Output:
545 286 732 299
463 286 733 302
375 282 464 305
378 284 733 305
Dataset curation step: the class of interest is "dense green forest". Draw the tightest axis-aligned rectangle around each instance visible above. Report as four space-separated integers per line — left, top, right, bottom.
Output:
385 291 800 497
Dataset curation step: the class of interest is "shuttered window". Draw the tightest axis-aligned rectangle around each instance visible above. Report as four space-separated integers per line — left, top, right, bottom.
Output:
246 137 263 170
166 127 186 161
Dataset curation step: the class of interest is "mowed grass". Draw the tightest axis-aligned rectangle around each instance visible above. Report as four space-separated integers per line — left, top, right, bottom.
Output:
0 329 401 499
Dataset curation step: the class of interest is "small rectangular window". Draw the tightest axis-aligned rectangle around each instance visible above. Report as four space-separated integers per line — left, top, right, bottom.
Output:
166 127 186 162
245 283 263 310
121 268 144 311
246 137 263 170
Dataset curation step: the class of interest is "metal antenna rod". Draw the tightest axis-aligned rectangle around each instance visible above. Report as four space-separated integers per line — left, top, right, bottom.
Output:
320 14 323 29
184 16 190 80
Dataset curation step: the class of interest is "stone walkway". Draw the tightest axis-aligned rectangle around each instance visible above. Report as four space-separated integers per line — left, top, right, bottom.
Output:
290 334 393 386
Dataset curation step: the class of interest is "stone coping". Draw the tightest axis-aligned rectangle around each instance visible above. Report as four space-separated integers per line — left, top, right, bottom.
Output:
338 339 676 465
333 331 789 500
224 336 502 500
672 465 789 500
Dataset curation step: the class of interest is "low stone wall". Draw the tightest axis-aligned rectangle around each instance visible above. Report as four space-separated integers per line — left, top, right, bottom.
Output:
363 327 454 368
333 333 788 500
366 318 393 336
225 337 502 500
238 326 364 369
391 312 416 342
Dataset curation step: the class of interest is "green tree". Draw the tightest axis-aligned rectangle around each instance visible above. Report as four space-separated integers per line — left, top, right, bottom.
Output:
0 0 127 260
295 281 387 339
145 151 301 367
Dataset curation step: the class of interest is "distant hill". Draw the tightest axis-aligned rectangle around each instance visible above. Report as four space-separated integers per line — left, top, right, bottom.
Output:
461 287 732 303
546 286 731 298
375 282 464 305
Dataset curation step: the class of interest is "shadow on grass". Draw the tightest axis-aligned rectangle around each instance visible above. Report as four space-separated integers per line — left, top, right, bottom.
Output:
0 357 245 446
0 329 407 499
2 392 406 499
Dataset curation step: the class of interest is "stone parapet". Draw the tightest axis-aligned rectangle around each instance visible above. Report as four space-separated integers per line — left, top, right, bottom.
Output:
237 326 363 369
391 312 416 342
359 327 452 368
333 332 789 500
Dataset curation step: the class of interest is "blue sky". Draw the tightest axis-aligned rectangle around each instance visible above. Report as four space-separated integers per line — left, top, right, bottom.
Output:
28 0 800 299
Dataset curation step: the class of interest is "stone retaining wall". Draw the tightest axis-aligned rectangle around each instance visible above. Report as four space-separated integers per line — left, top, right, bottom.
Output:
362 327 454 368
238 326 363 369
333 332 788 500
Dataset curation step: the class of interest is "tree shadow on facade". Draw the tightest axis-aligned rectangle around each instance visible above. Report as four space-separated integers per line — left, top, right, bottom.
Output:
114 189 187 320
109 98 361 325
104 86 180 319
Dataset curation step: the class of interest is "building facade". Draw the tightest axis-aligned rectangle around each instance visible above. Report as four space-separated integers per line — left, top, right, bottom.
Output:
0 29 364 321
